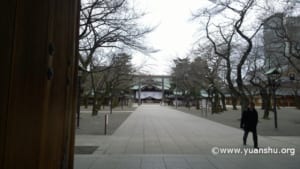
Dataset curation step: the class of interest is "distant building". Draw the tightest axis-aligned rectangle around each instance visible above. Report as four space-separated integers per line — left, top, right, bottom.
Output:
264 13 300 70
131 75 172 104
263 13 300 107
264 13 287 68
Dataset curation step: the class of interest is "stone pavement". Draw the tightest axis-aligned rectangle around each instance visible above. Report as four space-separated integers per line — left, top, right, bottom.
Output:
75 104 300 169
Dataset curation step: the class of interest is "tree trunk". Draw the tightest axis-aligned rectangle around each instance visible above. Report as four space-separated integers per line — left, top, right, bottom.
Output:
211 90 218 114
92 93 98 116
187 97 191 110
263 98 271 119
110 96 113 114
84 95 88 108
296 96 300 109
295 90 300 109
196 98 200 110
215 92 220 113
261 88 271 119
90 72 98 116
232 96 238 110
220 92 227 111
240 95 249 112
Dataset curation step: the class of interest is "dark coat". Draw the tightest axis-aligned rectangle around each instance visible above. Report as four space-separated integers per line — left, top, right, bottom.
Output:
240 108 258 131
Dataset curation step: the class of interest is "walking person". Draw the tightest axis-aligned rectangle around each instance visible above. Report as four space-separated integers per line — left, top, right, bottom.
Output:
240 102 258 148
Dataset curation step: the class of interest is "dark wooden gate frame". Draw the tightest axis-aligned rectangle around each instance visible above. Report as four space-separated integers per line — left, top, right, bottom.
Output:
0 1 80 169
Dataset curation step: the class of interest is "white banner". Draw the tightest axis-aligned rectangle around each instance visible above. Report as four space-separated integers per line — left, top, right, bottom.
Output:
136 91 162 99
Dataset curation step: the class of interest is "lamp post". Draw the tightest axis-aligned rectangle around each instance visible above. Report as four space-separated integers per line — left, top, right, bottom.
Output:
266 68 280 129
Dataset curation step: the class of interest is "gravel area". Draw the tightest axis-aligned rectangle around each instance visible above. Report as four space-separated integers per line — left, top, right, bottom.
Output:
76 110 133 135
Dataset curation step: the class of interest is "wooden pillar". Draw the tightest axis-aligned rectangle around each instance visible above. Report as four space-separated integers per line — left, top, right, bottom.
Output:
0 0 79 168
0 1 16 167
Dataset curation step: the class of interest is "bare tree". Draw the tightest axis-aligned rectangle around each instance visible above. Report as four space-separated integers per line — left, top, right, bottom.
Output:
79 0 154 70
190 0 300 115
193 0 264 111
246 36 273 118
78 0 155 115
82 53 135 115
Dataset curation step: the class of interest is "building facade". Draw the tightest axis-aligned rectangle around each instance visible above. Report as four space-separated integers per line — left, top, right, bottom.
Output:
131 75 172 104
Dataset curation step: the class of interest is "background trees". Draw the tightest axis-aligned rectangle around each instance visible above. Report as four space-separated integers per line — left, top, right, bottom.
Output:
196 0 264 112
186 0 297 114
84 53 134 115
170 53 226 112
79 0 153 71
169 0 299 115
78 0 154 115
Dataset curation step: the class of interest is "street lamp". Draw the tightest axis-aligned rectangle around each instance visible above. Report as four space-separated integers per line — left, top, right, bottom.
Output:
265 68 281 129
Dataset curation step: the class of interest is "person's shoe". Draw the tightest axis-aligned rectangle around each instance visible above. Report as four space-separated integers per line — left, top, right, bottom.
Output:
254 146 259 149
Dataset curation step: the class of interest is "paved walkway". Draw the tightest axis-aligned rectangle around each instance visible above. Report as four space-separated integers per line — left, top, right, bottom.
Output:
75 104 300 169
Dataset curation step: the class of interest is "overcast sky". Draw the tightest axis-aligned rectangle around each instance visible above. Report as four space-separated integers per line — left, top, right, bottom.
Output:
131 0 213 75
